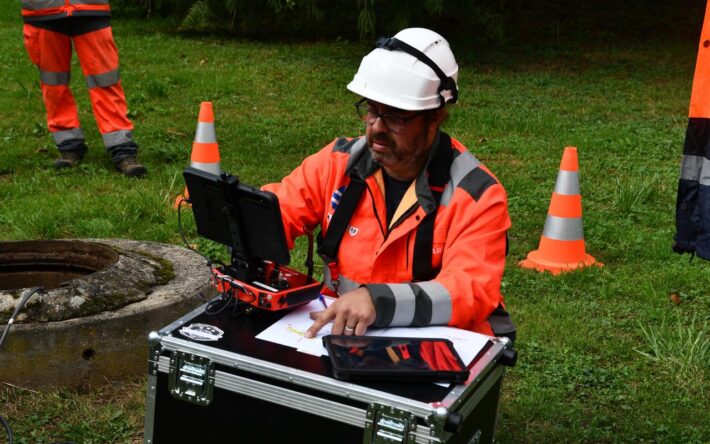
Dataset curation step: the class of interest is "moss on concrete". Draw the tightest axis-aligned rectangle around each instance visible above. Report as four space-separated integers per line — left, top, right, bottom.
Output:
133 249 176 287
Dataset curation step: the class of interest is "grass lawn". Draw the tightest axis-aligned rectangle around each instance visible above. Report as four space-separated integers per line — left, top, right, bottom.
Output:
1 5 708 444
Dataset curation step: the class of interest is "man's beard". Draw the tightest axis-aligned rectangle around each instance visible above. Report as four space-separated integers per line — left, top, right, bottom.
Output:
367 130 432 179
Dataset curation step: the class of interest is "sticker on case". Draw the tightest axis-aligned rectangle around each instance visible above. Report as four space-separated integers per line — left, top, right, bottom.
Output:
179 323 224 341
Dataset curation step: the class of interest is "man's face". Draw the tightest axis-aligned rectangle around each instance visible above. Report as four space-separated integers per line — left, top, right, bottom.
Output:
363 100 443 181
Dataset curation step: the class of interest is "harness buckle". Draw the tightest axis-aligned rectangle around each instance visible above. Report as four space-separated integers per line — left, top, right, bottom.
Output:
322 257 341 295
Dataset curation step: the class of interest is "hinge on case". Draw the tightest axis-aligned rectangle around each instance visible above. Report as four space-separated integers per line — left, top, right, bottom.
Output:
147 331 162 376
168 351 215 406
364 403 416 444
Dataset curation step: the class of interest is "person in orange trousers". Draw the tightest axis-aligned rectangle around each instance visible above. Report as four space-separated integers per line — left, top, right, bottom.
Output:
21 0 147 177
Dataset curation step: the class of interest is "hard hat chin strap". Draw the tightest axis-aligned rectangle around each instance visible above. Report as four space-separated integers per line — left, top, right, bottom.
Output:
375 36 458 105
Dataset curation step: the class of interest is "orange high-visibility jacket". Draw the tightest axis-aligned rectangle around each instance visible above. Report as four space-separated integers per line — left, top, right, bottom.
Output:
264 134 511 335
21 0 111 22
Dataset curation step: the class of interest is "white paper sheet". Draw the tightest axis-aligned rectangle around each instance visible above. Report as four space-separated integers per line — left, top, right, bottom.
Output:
255 297 491 365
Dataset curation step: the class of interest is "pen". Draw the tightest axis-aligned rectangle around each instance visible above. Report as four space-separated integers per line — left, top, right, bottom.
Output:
318 294 328 309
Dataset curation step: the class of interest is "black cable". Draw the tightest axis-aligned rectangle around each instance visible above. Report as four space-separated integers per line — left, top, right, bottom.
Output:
0 414 12 444
0 287 44 350
304 225 315 279
205 291 233 315
177 195 259 316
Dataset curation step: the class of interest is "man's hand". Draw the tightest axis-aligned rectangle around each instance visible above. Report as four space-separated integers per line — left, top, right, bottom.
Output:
304 287 376 338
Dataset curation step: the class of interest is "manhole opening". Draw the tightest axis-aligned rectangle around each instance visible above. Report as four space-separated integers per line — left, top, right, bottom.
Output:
0 240 119 291
82 348 96 361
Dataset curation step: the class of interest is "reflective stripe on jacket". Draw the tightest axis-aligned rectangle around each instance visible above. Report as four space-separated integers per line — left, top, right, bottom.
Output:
264 133 511 335
22 0 111 22
674 2 710 260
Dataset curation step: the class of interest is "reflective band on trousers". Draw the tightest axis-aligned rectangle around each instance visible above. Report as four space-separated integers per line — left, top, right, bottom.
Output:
542 215 584 241
22 0 65 10
680 154 710 186
195 122 217 143
40 70 70 86
71 0 109 5
415 281 452 325
52 128 85 144
553 171 580 195
86 69 120 89
102 129 133 148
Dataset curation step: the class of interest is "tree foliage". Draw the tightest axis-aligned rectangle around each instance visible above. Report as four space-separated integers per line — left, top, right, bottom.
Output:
113 0 508 42
112 0 704 45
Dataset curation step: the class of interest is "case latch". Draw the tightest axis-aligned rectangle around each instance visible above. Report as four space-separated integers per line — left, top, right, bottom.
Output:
168 351 215 406
365 403 416 443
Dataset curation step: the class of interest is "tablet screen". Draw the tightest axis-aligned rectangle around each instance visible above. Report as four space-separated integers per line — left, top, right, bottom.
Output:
323 335 469 382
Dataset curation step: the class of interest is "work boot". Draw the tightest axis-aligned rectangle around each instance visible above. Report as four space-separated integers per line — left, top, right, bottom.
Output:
115 156 147 178
53 151 83 169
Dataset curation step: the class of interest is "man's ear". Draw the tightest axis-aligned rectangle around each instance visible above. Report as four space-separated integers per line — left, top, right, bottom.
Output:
428 106 449 130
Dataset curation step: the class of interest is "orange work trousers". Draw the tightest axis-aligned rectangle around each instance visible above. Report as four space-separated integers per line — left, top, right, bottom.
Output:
22 22 135 153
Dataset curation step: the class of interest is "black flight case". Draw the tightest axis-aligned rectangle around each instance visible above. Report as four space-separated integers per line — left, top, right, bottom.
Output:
143 302 516 444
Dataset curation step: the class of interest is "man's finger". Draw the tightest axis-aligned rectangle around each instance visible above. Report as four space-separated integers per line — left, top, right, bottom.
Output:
305 310 333 338
354 322 367 336
330 311 347 335
309 310 324 321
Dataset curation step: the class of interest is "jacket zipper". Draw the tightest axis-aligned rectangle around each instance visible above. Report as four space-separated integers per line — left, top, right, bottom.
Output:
389 203 418 231
364 181 386 240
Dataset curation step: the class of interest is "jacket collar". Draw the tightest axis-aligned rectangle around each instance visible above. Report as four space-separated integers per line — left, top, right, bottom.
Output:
345 131 446 216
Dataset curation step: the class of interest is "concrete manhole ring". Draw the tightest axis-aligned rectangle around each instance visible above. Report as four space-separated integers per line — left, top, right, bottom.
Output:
0 238 212 388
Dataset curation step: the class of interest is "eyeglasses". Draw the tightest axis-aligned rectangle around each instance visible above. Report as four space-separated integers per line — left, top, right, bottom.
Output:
354 99 424 133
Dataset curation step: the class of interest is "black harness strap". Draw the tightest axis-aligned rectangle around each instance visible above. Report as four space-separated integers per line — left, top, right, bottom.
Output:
317 175 366 291
412 133 453 281
318 134 455 286
376 37 458 105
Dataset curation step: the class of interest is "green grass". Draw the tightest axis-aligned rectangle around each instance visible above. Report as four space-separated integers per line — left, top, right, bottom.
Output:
1 6 709 444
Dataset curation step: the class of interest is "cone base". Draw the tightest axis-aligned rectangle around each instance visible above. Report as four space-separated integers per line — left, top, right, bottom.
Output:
172 188 191 209
519 249 602 275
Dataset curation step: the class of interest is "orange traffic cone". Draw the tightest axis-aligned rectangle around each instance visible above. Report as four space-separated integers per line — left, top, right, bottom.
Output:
173 101 222 209
519 146 601 274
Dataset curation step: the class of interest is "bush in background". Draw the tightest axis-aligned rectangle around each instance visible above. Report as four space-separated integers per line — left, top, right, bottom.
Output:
111 0 704 45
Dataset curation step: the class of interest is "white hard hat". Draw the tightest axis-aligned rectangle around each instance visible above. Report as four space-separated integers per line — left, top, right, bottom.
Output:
347 28 459 111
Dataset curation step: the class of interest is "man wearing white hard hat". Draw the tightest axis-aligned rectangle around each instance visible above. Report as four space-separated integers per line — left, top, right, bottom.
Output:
264 28 514 341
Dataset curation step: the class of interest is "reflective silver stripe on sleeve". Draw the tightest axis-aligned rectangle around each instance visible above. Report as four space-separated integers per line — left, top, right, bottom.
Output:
441 151 480 206
70 0 109 5
86 69 120 89
102 129 133 148
22 0 65 10
680 154 710 186
189 161 221 175
553 171 580 195
542 215 584 241
416 281 452 325
40 70 70 86
321 269 360 295
195 122 217 143
386 284 416 326
336 274 360 294
323 266 334 292
51 128 84 145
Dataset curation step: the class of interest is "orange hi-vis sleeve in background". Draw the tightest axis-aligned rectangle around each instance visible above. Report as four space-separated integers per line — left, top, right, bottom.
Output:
675 0 710 260
22 21 135 151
